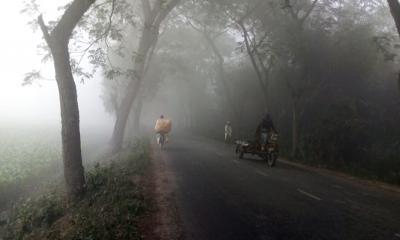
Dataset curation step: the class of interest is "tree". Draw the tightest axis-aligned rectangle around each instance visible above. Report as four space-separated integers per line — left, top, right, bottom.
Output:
280 0 318 157
187 19 240 128
111 0 180 153
37 0 96 201
388 0 400 37
221 0 272 110
387 0 400 93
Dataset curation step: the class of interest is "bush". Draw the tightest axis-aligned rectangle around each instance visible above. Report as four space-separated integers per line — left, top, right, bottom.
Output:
2 140 149 240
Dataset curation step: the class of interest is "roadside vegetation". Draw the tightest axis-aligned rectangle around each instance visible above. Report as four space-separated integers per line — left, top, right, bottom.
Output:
1 140 149 240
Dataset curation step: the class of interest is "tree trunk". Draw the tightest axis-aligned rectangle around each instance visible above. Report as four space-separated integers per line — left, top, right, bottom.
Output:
217 59 239 122
292 100 299 158
203 33 241 128
398 72 400 95
53 46 85 199
132 98 143 135
37 0 95 201
388 0 400 37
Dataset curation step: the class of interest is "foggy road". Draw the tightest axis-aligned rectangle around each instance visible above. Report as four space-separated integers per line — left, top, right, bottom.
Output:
157 137 400 240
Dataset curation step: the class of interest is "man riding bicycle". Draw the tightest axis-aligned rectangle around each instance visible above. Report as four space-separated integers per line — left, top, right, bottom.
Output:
154 115 172 146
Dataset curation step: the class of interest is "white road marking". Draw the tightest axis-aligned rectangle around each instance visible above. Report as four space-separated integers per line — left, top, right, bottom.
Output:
395 233 400 238
255 170 269 177
297 189 322 201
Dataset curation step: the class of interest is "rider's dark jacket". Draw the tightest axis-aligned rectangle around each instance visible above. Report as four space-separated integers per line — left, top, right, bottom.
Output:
255 116 276 138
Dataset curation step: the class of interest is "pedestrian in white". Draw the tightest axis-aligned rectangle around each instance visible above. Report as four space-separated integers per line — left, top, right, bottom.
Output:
224 121 232 143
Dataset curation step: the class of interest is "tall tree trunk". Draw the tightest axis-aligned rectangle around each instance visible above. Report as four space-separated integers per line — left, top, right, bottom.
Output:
216 54 239 123
292 100 299 157
132 98 143 135
201 33 241 129
54 46 85 199
37 0 95 201
388 0 400 36
387 0 400 95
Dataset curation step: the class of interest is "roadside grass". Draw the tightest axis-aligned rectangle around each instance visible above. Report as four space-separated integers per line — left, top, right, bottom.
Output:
2 139 150 240
282 145 400 186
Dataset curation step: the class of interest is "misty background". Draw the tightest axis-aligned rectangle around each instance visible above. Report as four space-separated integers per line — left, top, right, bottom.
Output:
0 1 113 130
1 0 400 209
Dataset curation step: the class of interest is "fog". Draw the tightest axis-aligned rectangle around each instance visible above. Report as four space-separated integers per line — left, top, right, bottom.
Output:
0 1 113 131
1 0 400 239
1 0 399 178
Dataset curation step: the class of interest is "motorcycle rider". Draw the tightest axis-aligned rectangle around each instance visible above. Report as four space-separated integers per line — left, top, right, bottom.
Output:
224 121 232 143
255 113 277 147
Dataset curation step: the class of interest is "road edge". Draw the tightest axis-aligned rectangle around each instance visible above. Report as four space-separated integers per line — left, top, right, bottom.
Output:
139 144 185 240
280 158 400 195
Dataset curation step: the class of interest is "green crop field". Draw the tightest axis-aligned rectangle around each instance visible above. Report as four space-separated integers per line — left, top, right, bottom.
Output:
0 125 61 184
0 123 110 185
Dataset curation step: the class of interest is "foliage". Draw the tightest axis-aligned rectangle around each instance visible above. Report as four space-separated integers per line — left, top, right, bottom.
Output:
4 192 66 240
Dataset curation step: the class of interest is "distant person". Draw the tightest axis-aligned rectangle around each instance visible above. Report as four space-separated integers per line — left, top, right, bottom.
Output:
255 113 276 145
154 115 172 145
224 121 232 143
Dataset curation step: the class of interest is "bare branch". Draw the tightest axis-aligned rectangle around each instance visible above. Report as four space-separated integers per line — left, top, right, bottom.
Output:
186 18 204 33
77 0 116 66
388 0 400 37
141 0 152 23
283 0 298 20
238 0 264 23
53 0 96 42
38 15 52 45
300 0 318 24
153 0 180 27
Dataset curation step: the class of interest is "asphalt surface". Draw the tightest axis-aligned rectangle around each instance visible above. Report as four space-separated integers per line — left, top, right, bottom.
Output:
158 136 400 240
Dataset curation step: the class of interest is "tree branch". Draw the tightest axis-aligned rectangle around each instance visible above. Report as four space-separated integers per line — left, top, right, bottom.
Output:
141 0 152 23
238 21 266 90
238 0 264 23
388 0 400 37
77 0 116 66
53 0 96 42
153 0 180 27
284 0 298 20
300 0 318 25
38 15 52 46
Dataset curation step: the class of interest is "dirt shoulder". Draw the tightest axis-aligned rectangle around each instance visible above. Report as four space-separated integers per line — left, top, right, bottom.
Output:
139 145 184 240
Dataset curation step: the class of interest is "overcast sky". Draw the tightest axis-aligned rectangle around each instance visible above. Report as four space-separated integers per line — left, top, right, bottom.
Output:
0 1 114 130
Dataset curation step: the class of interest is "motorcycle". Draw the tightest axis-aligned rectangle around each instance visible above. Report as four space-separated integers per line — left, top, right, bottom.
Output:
235 132 279 167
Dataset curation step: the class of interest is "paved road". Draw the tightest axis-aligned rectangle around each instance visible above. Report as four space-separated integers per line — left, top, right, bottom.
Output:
158 136 400 240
